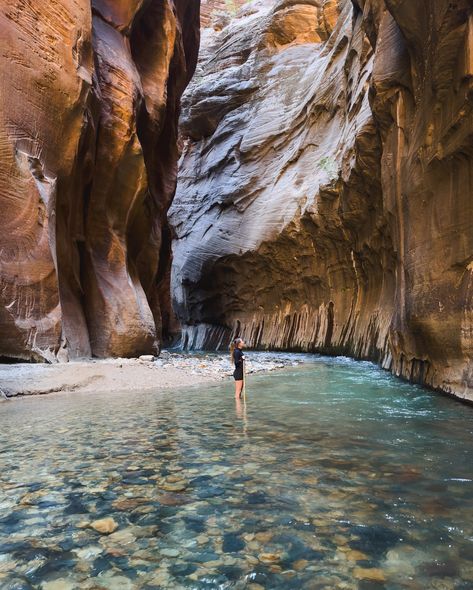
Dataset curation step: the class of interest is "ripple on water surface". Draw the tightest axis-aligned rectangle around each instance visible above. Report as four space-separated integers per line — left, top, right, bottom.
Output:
1 357 473 589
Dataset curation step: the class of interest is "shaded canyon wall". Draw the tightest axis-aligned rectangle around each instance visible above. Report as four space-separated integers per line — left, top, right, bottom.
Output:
0 0 199 361
171 0 473 400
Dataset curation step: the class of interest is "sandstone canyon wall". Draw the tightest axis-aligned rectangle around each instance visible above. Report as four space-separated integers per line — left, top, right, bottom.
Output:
171 0 473 400
0 0 199 361
201 0 250 29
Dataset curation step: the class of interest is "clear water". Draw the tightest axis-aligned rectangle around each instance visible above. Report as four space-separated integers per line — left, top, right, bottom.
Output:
1 357 473 590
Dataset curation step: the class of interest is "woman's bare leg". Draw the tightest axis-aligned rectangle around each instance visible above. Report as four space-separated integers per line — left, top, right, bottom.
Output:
235 380 243 399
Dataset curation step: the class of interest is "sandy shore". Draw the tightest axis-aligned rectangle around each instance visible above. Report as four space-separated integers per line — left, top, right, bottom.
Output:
0 351 309 399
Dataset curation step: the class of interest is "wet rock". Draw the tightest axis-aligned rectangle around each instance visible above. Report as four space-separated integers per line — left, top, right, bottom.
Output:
39 571 75 590
292 558 309 572
421 560 460 578
346 550 370 562
156 494 188 506
193 535 208 547
218 564 244 581
357 581 387 590
349 525 401 559
89 518 118 535
73 546 102 560
246 492 268 505
3 579 34 590
353 567 387 582
170 562 197 577
222 533 245 553
105 529 136 546
161 481 188 493
258 553 282 564
160 547 180 558
91 573 134 590
192 551 221 564
196 487 225 499
112 498 144 511
459 544 473 562
183 516 207 534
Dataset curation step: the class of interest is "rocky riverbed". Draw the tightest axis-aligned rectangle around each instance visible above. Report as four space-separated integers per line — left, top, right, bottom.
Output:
2 359 473 589
0 352 311 399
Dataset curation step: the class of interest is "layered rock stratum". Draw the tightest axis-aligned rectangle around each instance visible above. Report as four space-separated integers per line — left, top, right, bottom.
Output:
171 0 473 399
0 0 199 361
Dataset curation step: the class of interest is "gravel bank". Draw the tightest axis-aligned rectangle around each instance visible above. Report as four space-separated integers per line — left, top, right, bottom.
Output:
0 351 312 399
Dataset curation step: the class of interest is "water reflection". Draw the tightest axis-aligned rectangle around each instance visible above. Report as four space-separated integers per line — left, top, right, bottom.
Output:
235 396 248 436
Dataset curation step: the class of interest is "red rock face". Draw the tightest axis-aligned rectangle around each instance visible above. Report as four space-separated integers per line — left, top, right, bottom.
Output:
172 0 473 400
0 0 199 361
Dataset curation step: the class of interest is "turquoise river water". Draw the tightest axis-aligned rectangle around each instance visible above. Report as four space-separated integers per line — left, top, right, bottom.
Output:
1 356 473 590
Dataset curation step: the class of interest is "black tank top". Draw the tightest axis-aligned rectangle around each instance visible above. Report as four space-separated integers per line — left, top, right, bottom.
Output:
233 348 244 368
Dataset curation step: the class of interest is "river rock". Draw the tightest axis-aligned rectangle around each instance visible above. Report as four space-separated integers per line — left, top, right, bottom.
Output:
161 481 188 493
89 518 118 535
255 531 273 543
73 545 103 560
258 552 282 564
160 548 180 558
421 559 460 578
105 528 136 545
41 581 74 590
112 498 143 511
156 493 188 506
222 532 245 553
346 549 369 562
353 567 387 582
92 573 134 590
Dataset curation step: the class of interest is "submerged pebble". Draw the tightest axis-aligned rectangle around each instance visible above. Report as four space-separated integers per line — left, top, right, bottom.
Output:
89 518 118 535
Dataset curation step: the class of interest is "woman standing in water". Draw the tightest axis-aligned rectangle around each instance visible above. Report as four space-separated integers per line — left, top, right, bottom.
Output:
230 338 246 399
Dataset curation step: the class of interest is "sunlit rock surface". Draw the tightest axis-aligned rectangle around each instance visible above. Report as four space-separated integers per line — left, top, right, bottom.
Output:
201 0 250 29
0 0 199 361
171 0 473 399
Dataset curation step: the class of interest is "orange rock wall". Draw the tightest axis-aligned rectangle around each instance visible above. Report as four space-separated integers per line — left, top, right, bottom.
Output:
172 0 473 400
0 0 199 361
201 0 249 28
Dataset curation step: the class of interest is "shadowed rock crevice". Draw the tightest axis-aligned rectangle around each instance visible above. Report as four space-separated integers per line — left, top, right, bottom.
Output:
171 0 473 400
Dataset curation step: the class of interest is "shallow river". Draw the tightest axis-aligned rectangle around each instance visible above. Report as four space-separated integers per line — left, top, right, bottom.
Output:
1 357 473 590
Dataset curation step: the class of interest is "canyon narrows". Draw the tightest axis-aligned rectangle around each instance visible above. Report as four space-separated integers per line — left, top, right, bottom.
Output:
2 4 473 587
0 0 472 402
171 0 473 400
0 0 199 361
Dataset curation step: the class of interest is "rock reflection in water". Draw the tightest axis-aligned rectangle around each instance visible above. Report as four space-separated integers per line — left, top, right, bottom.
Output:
1 357 473 589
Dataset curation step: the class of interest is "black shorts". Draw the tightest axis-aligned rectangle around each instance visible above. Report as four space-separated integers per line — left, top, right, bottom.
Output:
233 367 243 381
